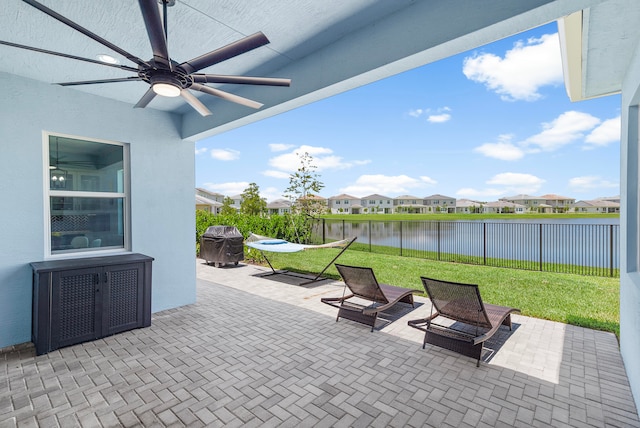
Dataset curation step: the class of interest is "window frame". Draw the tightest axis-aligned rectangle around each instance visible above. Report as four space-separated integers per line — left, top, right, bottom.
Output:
43 131 131 259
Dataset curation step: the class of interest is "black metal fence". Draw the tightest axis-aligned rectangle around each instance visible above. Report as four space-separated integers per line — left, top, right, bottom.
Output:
311 219 620 277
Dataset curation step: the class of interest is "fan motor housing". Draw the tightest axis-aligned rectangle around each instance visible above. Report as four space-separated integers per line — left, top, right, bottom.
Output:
140 63 193 89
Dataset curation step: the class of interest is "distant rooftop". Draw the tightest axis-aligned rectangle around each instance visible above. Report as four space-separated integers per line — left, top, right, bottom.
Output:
539 194 574 200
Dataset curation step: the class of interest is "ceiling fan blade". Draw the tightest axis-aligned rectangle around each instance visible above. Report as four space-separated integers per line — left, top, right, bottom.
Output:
57 77 142 86
180 32 270 74
0 40 139 72
192 74 291 87
22 0 150 67
138 0 170 67
180 90 212 117
134 88 157 109
191 83 263 109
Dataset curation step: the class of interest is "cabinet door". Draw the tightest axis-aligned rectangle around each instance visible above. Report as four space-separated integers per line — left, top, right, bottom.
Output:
51 267 101 350
103 263 144 336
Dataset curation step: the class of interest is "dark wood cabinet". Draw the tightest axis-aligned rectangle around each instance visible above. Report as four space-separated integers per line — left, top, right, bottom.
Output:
31 253 153 355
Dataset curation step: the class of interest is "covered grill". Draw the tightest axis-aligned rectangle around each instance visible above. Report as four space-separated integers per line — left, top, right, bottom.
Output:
200 226 244 267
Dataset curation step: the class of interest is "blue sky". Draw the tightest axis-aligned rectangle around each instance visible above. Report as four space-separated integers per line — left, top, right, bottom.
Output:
195 22 621 202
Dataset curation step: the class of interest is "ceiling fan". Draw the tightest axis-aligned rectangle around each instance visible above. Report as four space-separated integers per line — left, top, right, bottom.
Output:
0 0 291 116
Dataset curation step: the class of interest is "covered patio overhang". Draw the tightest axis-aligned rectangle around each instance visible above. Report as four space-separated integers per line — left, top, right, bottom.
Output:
1 0 640 414
0 0 607 141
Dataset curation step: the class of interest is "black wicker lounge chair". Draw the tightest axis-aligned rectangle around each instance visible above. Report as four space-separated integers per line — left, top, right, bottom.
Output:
321 264 417 331
408 277 520 366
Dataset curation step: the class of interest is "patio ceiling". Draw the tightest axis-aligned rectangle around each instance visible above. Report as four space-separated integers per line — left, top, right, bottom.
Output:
560 0 640 101
0 0 620 141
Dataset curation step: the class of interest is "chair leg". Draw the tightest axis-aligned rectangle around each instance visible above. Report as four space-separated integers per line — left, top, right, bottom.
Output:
503 314 513 330
370 313 378 332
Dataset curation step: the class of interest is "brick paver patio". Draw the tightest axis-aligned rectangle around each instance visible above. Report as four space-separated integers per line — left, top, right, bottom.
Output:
1 260 638 427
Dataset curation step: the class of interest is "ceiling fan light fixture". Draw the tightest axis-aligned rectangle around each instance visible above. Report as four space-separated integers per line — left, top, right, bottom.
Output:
150 74 182 97
152 82 181 97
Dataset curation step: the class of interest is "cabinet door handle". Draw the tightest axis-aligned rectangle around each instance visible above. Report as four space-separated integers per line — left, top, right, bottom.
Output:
104 272 109 283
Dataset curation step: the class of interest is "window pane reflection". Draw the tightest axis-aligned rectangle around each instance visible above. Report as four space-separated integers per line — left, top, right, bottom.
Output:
49 136 124 192
50 197 124 253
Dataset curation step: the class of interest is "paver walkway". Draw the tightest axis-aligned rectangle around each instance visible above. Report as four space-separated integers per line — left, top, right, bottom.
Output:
0 259 638 427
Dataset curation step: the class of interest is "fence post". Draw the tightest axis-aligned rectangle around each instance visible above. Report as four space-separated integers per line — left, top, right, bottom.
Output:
539 223 543 272
437 221 441 260
322 218 326 244
610 224 614 277
369 220 372 253
399 221 403 256
483 222 487 265
342 219 345 240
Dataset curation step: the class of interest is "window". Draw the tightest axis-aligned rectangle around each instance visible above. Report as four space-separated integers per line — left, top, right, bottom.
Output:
46 134 129 256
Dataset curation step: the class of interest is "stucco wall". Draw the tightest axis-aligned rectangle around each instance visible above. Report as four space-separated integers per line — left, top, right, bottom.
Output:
620 41 640 411
0 72 196 349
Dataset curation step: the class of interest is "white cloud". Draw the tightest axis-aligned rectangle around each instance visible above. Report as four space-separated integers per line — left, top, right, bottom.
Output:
419 176 438 185
210 148 240 161
455 187 505 199
569 176 619 193
457 172 545 199
202 181 249 196
339 174 434 197
463 33 563 101
409 107 452 123
487 172 545 191
262 170 290 179
474 111 603 161
427 113 451 123
195 147 207 155
269 145 369 173
260 186 283 202
202 183 283 200
474 134 524 161
524 111 600 152
584 116 621 148
269 143 294 152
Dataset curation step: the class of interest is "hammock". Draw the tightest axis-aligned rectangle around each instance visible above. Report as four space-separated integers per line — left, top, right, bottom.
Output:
245 233 357 285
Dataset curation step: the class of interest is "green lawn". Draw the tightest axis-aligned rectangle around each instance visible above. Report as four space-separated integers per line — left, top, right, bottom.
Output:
246 246 620 336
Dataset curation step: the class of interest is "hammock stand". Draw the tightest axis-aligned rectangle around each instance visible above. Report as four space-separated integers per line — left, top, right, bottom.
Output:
245 234 357 285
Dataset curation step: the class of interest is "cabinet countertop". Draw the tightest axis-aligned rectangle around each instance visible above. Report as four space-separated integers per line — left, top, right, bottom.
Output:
30 253 154 273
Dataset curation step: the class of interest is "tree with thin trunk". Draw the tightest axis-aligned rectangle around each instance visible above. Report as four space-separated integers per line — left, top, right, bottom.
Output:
240 182 266 216
284 151 325 242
